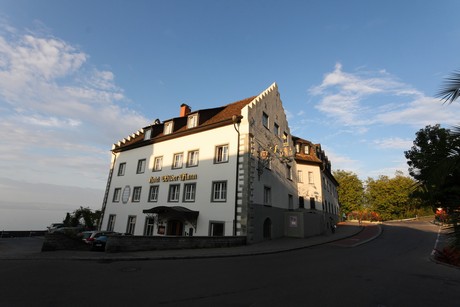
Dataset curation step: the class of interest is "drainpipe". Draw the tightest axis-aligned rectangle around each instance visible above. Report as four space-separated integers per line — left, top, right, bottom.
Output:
98 151 117 230
232 115 243 236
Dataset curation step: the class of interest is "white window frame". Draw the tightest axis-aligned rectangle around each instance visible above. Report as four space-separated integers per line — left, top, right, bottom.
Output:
297 170 303 183
153 156 163 172
136 159 146 174
164 121 173 135
308 171 314 184
183 183 196 202
148 185 159 202
215 144 229 163
187 150 199 167
172 153 183 169
117 162 126 176
212 181 227 202
144 217 155 236
113 188 121 202
168 184 180 202
132 186 142 202
126 216 136 235
107 214 116 232
187 114 198 128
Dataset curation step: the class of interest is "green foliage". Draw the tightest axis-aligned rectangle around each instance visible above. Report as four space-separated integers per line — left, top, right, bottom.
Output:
333 170 364 215
365 172 420 220
63 206 101 230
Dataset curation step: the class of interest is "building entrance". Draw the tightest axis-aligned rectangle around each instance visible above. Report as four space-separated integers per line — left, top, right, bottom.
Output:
167 220 184 236
263 218 272 239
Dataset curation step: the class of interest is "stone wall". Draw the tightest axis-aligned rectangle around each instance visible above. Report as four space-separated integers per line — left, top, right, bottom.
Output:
41 233 90 251
105 235 246 253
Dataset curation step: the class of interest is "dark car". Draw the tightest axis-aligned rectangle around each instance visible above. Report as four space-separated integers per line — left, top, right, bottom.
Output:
91 235 108 251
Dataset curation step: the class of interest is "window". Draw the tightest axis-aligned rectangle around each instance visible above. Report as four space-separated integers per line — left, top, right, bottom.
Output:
299 197 305 209
297 170 303 183
209 222 224 236
288 194 294 210
153 156 163 171
113 188 121 202
132 186 142 202
187 114 198 128
137 159 146 174
107 214 116 231
187 150 199 167
168 184 180 202
215 145 229 163
283 132 289 145
126 216 136 235
264 186 271 206
274 123 280 137
183 183 196 202
212 181 227 202
310 197 316 210
172 153 183 169
304 145 310 155
117 163 126 176
164 121 173 135
143 129 151 140
262 112 269 129
287 165 292 180
308 171 314 184
144 217 155 236
295 143 301 153
148 185 159 202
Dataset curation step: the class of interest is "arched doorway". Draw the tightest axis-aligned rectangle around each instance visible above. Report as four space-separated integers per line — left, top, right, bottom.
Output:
263 218 272 239
167 220 184 236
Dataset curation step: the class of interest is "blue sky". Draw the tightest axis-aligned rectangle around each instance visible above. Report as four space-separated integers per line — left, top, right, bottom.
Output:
1 0 460 230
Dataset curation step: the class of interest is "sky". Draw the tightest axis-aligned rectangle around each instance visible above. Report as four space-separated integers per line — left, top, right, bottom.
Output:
1 0 460 230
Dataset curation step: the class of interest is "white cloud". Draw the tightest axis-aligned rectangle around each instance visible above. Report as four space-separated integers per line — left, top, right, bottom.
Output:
308 63 459 129
0 22 148 189
373 137 413 150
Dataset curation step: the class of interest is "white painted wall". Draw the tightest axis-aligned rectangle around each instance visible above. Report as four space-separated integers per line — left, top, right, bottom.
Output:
101 124 239 236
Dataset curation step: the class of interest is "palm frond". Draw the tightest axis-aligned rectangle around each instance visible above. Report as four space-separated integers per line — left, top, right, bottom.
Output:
437 71 460 104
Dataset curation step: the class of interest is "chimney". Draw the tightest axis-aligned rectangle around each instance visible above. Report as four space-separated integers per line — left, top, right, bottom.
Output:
180 103 191 117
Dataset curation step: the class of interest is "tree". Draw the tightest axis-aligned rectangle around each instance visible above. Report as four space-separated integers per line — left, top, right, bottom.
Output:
365 172 420 220
404 124 460 209
333 170 364 215
63 207 101 230
437 70 460 104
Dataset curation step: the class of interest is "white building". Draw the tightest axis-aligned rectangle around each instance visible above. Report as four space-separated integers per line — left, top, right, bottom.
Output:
99 83 338 242
293 137 340 233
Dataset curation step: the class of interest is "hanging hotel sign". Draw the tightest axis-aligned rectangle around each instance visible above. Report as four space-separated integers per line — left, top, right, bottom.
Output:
149 173 198 184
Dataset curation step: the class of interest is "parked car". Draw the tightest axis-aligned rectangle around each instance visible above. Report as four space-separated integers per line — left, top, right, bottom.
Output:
53 226 85 234
91 235 108 251
81 231 116 244
47 223 65 233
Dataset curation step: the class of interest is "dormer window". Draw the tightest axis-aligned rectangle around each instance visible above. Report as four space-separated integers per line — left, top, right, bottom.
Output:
304 145 310 155
187 114 198 128
295 143 301 154
164 121 173 135
143 129 151 140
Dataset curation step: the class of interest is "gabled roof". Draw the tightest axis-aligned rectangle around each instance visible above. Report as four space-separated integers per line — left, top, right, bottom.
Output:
112 95 257 152
292 136 322 164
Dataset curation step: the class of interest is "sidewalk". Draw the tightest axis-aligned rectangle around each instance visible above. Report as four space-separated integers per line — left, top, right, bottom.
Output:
0 222 379 261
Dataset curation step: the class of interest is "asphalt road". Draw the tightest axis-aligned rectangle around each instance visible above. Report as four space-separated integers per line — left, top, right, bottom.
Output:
0 220 458 307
